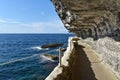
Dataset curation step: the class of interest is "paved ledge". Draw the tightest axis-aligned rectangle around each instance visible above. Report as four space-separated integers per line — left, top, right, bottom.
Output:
78 40 118 80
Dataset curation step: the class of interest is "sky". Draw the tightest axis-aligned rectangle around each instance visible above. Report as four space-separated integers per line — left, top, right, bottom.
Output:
0 0 68 33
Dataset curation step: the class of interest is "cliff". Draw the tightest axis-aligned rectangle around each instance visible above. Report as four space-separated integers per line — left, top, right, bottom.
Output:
48 0 120 79
51 0 120 40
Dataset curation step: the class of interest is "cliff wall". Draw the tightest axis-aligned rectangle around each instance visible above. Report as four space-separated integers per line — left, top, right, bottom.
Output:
51 0 120 40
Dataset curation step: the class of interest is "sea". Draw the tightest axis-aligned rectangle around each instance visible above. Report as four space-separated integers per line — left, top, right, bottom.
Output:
0 34 74 80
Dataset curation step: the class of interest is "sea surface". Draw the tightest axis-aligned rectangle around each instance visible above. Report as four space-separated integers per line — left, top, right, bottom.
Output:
0 34 74 80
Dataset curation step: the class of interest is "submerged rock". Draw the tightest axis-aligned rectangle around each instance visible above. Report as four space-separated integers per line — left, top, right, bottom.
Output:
41 43 63 48
43 54 58 60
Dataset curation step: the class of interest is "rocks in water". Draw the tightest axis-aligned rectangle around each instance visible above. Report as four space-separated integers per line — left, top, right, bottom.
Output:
41 43 63 48
43 54 59 60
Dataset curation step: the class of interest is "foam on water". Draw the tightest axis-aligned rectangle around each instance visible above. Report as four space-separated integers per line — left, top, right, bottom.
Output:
0 54 38 66
40 55 55 62
0 49 57 66
32 46 49 50
31 46 42 50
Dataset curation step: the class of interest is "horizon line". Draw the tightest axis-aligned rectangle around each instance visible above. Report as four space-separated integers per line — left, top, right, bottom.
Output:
0 33 74 34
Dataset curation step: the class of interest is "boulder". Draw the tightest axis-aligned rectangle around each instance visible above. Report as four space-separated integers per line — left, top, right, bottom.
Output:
43 54 59 60
41 43 63 48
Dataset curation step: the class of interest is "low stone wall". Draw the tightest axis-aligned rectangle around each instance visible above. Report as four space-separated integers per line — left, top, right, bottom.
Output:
45 37 75 80
83 37 120 79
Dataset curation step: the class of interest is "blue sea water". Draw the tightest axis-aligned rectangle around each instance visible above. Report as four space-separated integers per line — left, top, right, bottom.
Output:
0 34 74 80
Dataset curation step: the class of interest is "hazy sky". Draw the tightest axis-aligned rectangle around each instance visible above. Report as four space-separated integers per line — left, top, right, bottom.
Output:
0 0 68 33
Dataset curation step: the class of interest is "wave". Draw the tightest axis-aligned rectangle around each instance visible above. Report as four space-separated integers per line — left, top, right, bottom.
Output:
31 46 49 50
32 46 42 50
0 49 57 66
0 54 38 66
39 55 55 62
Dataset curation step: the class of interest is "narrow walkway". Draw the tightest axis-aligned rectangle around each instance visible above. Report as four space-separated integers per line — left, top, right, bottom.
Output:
54 39 118 80
70 42 97 80
76 40 117 80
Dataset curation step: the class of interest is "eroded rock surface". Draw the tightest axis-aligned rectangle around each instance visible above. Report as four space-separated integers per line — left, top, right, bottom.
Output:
51 0 120 40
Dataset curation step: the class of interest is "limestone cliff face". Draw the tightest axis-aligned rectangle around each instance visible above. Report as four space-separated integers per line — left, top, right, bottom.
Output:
51 0 120 40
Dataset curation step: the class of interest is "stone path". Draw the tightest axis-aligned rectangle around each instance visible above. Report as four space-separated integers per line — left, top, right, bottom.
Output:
77 40 118 80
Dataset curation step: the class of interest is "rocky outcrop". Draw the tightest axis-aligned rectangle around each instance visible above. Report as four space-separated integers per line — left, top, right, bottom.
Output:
43 54 58 60
51 0 120 40
41 43 63 48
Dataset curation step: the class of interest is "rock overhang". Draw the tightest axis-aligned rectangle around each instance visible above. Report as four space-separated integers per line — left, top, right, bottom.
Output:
51 0 120 40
